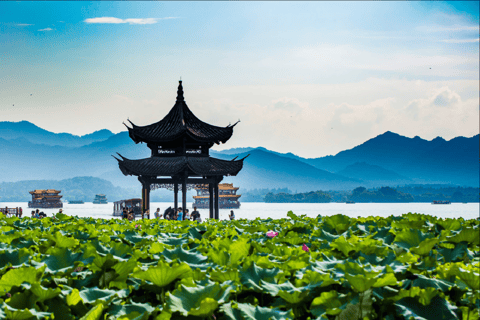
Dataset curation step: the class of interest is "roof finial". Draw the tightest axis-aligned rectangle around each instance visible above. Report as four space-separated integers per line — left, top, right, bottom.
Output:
176 79 184 101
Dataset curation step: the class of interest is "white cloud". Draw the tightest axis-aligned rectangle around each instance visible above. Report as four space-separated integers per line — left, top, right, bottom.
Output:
38 28 53 31
441 38 479 43
16 23 33 26
419 25 479 32
84 17 177 25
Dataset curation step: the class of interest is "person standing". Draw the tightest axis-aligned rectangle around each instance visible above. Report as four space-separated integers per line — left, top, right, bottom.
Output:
229 210 235 220
177 208 183 221
191 206 199 221
155 208 161 219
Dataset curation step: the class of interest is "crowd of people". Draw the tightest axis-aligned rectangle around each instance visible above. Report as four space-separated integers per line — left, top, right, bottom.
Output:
152 206 203 222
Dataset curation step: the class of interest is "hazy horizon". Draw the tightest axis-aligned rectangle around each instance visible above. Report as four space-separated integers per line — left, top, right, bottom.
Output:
2 1 478 157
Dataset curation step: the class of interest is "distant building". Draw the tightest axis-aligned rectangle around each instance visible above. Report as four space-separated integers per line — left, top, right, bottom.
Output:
193 183 241 209
28 189 63 208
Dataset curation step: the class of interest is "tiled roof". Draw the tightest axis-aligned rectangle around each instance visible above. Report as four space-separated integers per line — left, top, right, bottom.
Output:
126 81 237 145
116 155 245 177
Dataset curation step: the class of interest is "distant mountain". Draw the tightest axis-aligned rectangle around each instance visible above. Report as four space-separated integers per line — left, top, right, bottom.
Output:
300 132 479 186
0 121 114 147
213 149 360 191
336 162 411 186
0 121 477 189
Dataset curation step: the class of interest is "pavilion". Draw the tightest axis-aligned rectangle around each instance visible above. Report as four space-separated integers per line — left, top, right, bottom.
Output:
114 81 246 219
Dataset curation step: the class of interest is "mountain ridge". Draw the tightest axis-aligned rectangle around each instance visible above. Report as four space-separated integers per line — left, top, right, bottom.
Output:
0 121 477 189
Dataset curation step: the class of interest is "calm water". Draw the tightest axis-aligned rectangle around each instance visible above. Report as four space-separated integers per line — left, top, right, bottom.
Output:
3 202 479 220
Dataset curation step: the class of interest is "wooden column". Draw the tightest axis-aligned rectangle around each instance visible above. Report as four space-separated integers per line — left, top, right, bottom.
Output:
174 183 178 213
214 182 219 220
209 183 214 219
141 182 150 219
182 179 187 220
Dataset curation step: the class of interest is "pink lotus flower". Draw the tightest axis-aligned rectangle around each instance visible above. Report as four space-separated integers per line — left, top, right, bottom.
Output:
266 230 278 238
302 244 309 252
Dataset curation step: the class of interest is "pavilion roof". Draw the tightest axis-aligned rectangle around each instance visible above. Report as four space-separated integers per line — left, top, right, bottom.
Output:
125 81 238 145
115 154 246 177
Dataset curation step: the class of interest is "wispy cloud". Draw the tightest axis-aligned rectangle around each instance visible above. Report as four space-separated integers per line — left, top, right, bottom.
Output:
441 38 479 43
84 17 177 25
419 25 478 32
16 23 33 26
38 28 53 31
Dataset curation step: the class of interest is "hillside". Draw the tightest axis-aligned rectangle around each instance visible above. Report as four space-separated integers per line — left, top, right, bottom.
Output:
0 121 113 147
0 121 477 189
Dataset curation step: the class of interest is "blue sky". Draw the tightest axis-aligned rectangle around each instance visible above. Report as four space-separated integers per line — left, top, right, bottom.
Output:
1 1 478 157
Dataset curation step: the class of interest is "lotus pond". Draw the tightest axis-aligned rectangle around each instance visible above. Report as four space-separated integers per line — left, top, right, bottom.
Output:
0 212 478 320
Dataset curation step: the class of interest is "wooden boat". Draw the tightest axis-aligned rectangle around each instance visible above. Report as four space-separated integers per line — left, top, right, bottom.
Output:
28 189 63 208
68 200 84 204
93 194 108 204
432 200 451 204
113 198 142 217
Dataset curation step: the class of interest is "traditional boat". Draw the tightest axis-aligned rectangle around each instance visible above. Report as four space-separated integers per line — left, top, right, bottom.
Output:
113 198 142 217
193 183 241 209
68 200 84 204
93 194 108 204
432 200 451 204
28 189 63 208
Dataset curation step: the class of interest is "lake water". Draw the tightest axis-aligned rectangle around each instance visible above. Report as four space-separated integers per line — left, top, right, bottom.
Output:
2 202 479 221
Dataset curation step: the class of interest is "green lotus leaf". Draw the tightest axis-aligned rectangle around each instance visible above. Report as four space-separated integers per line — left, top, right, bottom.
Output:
394 295 459 320
91 240 133 259
162 245 208 268
79 303 104 320
310 290 343 317
335 289 372 320
30 283 62 302
331 236 357 257
240 263 283 292
406 274 454 292
3 304 53 320
44 297 75 320
346 274 377 292
229 238 251 265
221 302 294 320
66 288 83 306
109 258 139 289
132 260 191 289
167 282 233 317
260 280 299 296
323 214 351 235
372 273 400 288
149 242 165 254
447 228 480 245
0 248 30 269
0 266 44 294
313 253 344 271
106 301 155 320
438 242 471 262
276 290 309 304
210 268 241 284
436 219 462 232
393 229 430 250
50 231 79 248
55 213 72 221
456 268 480 290
41 247 94 274
411 238 439 256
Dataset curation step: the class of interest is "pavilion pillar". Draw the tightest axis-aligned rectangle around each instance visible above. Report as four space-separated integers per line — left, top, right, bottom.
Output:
214 182 219 220
141 181 150 219
182 179 187 220
174 183 178 213
209 183 214 219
